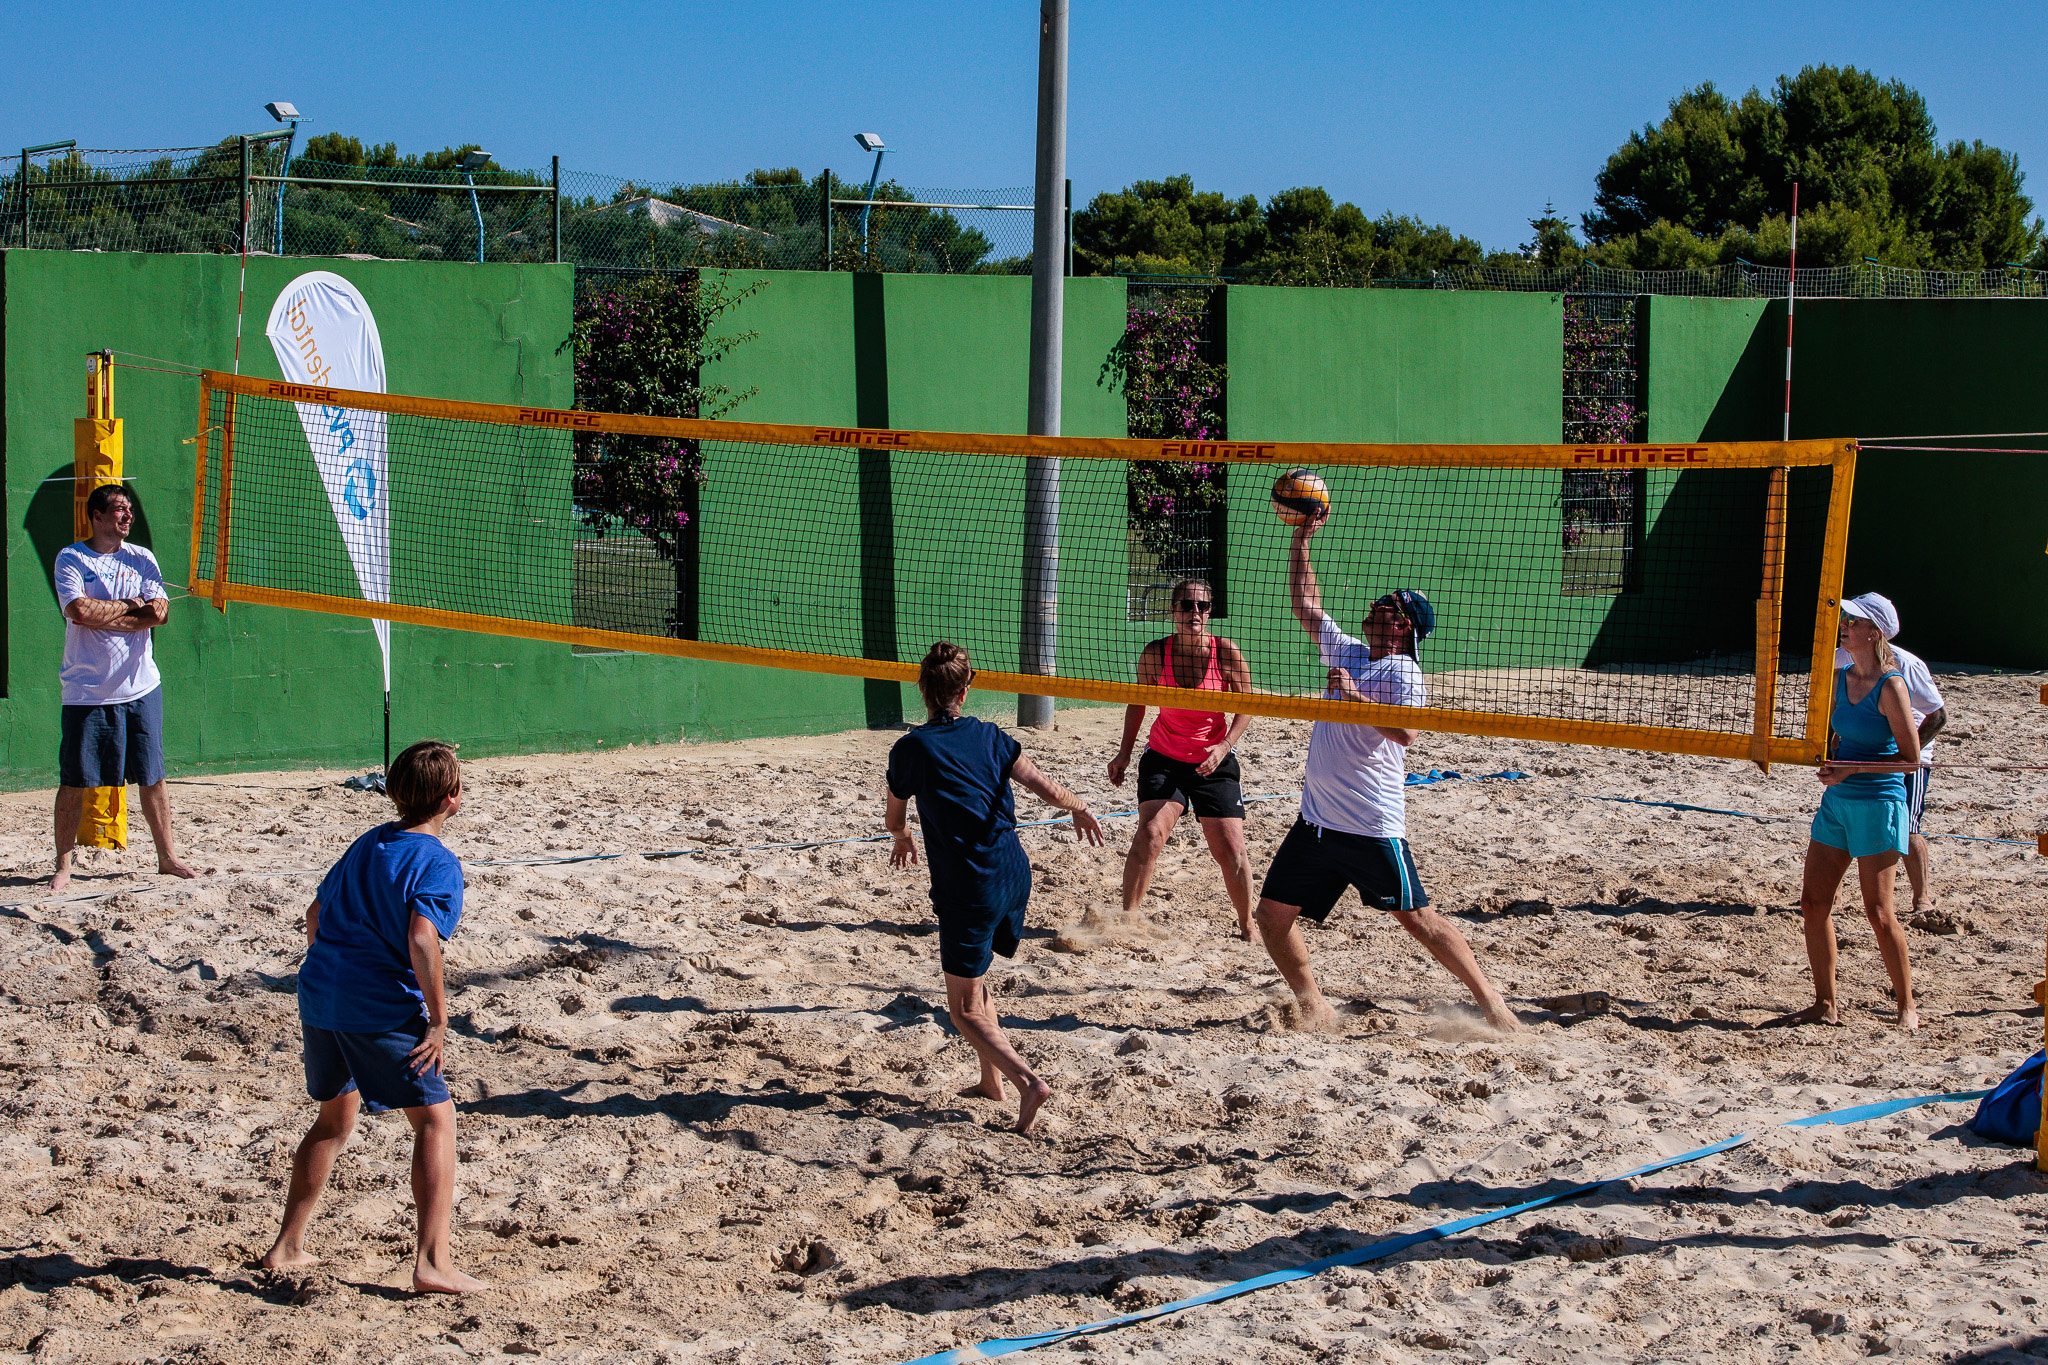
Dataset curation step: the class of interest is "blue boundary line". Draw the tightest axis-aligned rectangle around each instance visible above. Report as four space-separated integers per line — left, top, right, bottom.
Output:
898 1088 1992 1364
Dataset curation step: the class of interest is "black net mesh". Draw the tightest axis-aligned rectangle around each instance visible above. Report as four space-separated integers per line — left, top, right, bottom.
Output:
194 380 1843 755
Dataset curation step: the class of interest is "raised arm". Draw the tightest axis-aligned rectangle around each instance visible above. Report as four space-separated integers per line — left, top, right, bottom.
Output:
1287 512 1329 633
1010 755 1104 847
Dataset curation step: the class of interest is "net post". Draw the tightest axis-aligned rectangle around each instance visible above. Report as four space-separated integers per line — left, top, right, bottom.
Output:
210 391 237 613
1803 443 1858 759
189 373 211 592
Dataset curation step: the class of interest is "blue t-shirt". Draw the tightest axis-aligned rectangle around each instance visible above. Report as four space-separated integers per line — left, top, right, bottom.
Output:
886 715 1031 909
299 824 465 1032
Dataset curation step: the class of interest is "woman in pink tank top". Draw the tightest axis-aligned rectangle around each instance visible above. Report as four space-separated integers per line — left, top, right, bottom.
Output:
1101 577 1256 940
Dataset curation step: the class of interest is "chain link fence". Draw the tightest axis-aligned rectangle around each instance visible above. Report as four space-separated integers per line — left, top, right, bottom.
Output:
1126 261 2048 299
9 143 2044 297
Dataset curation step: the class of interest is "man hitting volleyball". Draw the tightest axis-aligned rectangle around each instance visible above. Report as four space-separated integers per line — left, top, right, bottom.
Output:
1251 498 1519 1034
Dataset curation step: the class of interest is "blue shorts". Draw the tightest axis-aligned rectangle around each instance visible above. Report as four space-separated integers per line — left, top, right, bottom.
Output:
1811 788 1910 859
59 685 165 789
1259 817 1429 921
302 1019 450 1112
934 887 1030 980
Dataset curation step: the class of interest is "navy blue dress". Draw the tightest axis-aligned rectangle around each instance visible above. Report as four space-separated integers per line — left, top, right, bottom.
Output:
886 714 1033 977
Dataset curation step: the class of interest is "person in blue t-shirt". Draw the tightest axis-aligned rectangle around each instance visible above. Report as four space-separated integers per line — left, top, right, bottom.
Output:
260 740 486 1294
885 642 1104 1134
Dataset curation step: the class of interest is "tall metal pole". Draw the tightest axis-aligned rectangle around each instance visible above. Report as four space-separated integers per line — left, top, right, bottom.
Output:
551 155 562 264
464 170 485 264
1019 0 1068 729
820 171 833 269
1782 181 1799 442
273 118 297 255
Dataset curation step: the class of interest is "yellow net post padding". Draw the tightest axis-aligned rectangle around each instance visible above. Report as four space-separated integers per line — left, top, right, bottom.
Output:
190 370 1856 765
76 351 128 849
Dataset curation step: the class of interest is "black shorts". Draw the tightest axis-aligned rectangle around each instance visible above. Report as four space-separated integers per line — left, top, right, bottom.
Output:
1136 748 1245 820
59 686 165 789
1904 765 1930 835
1258 817 1429 921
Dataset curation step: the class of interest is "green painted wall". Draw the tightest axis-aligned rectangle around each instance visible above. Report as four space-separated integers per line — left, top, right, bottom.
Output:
1220 286 1600 690
1792 299 2048 667
0 256 1129 786
1641 295 2048 669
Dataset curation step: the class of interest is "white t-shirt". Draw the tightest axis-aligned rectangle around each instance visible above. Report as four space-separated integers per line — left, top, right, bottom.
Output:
54 541 166 706
1300 611 1426 839
1834 643 1944 755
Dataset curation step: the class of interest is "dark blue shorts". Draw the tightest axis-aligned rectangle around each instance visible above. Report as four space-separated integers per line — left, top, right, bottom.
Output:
302 1019 450 1112
934 887 1030 979
1259 817 1429 922
59 685 165 789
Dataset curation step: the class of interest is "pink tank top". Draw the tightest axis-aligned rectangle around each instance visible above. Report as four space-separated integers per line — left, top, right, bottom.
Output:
1146 636 1230 763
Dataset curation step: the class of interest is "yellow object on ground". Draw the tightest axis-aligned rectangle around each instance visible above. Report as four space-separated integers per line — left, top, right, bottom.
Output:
78 785 128 850
75 352 123 540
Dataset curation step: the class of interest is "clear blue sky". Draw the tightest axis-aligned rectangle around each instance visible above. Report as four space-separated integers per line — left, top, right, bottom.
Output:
4 0 2040 251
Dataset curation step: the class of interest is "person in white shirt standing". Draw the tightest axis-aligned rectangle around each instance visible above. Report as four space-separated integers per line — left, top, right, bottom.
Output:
51 486 196 891
1834 592 1947 913
1250 508 1519 1034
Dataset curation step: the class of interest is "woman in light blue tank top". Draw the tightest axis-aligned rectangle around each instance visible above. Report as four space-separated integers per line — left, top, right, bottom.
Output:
1765 606 1922 1032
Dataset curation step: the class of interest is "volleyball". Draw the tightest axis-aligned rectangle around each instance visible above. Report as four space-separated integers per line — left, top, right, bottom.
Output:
1271 468 1331 525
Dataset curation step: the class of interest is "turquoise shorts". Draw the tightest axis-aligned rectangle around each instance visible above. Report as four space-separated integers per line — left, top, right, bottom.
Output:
1811 788 1910 859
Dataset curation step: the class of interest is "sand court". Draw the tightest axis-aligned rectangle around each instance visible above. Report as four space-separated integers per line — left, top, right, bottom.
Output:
1 670 2044 1363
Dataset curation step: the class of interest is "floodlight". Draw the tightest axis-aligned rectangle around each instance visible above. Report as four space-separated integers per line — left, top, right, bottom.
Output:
459 150 491 172
853 133 885 152
265 102 300 123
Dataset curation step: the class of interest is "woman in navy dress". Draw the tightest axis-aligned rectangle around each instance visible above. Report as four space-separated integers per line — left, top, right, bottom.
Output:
884 643 1105 1132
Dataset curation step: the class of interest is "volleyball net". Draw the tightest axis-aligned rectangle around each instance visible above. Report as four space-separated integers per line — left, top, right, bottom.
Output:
190 370 1855 764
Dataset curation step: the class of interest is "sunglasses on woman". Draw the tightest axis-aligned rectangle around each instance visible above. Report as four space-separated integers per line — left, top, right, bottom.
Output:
1174 598 1212 613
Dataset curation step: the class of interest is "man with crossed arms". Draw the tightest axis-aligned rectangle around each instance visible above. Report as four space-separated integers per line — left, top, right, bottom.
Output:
51 486 196 890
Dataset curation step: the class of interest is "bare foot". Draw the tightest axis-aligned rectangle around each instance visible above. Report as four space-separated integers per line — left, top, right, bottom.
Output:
1481 1004 1526 1034
1292 996 1340 1032
158 857 198 880
1758 1001 1841 1029
49 868 71 893
958 1076 1005 1101
1013 1077 1052 1134
258 1245 319 1271
1896 1004 1920 1032
1234 916 1254 942
413 1264 489 1295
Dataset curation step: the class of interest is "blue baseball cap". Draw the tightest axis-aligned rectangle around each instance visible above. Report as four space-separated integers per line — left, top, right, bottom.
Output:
1374 590 1436 659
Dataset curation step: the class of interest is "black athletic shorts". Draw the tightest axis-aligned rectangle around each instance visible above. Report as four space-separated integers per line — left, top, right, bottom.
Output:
1136 748 1245 820
1258 816 1429 921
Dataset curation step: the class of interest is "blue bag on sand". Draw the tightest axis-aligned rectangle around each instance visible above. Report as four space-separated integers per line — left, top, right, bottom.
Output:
1969 1050 2043 1147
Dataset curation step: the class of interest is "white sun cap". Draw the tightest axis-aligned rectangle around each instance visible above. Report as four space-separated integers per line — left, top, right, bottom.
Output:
1842 592 1900 640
